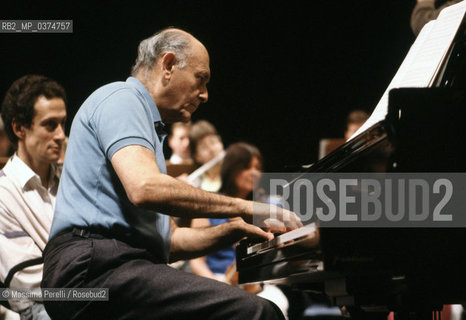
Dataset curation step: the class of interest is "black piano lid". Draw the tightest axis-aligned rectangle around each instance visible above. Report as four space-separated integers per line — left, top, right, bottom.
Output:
236 12 466 315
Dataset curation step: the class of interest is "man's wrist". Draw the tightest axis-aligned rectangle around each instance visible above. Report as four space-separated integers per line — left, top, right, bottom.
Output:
235 198 253 222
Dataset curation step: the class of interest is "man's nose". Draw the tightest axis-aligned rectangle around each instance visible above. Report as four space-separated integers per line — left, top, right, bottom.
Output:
55 124 65 140
199 87 208 104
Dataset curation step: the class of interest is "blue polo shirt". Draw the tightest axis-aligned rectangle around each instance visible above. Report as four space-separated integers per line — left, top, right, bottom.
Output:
49 77 171 262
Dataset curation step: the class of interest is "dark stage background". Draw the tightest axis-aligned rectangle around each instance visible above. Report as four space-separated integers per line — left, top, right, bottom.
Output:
1 0 419 172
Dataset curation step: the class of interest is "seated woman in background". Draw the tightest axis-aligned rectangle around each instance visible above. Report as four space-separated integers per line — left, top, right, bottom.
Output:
190 142 289 318
190 142 261 281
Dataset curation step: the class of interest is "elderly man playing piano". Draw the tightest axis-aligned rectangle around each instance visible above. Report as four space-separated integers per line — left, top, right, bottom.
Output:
41 28 301 320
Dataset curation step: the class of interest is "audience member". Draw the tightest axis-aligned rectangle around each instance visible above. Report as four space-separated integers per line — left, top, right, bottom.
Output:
189 119 224 192
167 121 192 164
344 109 369 141
0 75 67 319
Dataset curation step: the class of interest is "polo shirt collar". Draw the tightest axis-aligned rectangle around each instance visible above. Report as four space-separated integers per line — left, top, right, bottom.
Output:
126 77 164 123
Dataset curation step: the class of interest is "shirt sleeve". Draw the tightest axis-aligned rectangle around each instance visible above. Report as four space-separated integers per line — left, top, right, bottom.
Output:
90 88 156 161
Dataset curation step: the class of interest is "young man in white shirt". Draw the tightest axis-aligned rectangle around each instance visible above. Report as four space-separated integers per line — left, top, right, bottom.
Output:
0 75 67 319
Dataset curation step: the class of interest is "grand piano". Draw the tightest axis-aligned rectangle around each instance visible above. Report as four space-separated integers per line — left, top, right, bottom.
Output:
236 4 466 319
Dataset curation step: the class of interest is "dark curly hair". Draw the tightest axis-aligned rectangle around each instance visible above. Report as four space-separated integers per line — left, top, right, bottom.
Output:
1 75 67 146
220 142 263 198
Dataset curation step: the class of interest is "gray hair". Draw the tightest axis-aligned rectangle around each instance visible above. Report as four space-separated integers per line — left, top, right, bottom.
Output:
0 115 4 131
131 28 192 76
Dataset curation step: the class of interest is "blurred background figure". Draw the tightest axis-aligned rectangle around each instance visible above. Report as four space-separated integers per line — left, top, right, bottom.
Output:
189 120 224 192
0 115 13 158
318 109 369 160
169 119 224 249
190 142 290 319
190 142 263 281
167 122 192 164
165 122 194 268
410 0 462 36
344 109 369 141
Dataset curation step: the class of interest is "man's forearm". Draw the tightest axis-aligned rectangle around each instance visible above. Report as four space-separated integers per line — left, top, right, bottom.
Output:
137 174 301 230
169 219 272 262
137 173 252 220
112 145 301 229
170 222 241 262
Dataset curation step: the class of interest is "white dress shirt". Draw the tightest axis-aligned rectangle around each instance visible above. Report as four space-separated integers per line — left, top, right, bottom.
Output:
0 154 60 312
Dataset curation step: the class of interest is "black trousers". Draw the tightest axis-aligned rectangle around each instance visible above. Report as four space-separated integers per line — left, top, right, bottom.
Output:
41 229 285 320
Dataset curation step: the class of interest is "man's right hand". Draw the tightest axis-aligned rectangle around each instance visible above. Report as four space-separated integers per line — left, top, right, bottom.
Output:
229 218 274 241
243 201 303 233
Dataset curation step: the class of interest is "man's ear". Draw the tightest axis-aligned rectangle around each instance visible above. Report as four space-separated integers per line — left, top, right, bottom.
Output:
11 119 25 140
161 52 177 80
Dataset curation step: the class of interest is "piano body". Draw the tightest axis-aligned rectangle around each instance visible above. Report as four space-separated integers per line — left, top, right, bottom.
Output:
237 4 466 319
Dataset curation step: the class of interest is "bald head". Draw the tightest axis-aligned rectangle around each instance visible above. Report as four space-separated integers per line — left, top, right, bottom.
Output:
131 28 203 76
132 28 210 124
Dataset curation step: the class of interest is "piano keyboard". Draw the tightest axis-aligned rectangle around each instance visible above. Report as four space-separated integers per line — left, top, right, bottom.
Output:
247 223 316 255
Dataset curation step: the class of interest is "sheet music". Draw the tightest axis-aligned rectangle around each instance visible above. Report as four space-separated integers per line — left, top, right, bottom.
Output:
349 0 466 140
